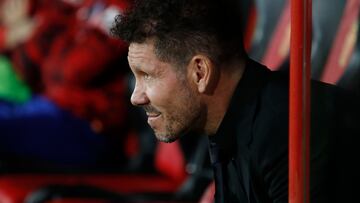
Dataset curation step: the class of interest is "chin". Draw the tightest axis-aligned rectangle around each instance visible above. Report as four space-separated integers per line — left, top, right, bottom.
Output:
155 132 180 143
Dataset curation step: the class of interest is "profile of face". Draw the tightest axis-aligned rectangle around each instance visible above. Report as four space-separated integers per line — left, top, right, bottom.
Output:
128 41 202 143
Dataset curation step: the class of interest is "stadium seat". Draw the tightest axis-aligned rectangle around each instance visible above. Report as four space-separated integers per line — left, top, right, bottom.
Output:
311 0 347 79
337 27 360 95
261 0 290 70
249 0 288 62
320 0 360 86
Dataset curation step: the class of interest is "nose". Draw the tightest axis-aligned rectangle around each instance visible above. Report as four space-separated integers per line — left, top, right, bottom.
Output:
130 82 149 106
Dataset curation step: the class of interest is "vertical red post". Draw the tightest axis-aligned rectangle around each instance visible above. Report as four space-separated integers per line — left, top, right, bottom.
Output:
289 0 311 202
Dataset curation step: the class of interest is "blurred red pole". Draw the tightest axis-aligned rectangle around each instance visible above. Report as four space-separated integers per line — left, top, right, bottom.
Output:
289 0 311 202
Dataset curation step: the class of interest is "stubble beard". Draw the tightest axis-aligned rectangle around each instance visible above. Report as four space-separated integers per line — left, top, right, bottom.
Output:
154 86 202 143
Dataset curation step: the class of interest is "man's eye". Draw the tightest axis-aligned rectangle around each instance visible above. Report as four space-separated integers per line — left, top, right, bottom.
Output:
143 73 151 80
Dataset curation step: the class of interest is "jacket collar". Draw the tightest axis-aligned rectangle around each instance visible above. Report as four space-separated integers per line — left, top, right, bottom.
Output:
209 58 270 163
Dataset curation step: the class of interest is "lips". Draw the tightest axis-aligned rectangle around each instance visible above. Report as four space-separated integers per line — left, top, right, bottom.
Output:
147 113 161 126
146 113 161 117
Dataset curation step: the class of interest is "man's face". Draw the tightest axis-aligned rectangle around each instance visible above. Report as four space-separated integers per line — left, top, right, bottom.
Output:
128 41 202 143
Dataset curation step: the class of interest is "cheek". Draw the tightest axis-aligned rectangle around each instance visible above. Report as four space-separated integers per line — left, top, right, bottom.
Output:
147 87 170 108
147 77 182 108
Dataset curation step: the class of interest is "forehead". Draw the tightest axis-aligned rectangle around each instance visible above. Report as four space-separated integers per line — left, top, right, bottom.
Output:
128 41 179 76
127 41 186 76
128 41 156 65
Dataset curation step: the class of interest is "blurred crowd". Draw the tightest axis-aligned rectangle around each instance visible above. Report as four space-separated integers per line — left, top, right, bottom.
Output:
0 0 134 170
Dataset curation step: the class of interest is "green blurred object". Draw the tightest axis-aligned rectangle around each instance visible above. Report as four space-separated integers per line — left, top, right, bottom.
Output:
0 55 31 103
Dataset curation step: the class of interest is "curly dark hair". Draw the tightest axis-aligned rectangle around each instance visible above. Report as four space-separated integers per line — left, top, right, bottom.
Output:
111 0 246 67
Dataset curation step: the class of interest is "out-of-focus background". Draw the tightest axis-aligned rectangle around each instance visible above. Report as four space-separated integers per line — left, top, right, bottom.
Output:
0 0 358 202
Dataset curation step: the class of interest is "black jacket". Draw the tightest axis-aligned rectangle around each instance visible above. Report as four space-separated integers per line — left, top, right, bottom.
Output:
209 59 360 202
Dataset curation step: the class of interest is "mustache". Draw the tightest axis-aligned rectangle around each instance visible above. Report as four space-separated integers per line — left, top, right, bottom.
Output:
143 105 161 114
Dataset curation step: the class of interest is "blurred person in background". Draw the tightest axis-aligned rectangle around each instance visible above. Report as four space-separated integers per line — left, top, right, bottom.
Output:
0 0 36 103
0 0 133 171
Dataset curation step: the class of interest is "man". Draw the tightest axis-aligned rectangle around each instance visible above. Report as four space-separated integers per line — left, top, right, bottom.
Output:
111 0 360 202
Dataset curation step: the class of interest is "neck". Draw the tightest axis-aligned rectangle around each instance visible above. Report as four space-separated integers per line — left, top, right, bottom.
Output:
204 58 246 135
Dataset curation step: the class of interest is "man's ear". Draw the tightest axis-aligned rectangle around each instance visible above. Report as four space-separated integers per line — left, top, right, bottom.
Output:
188 55 217 94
